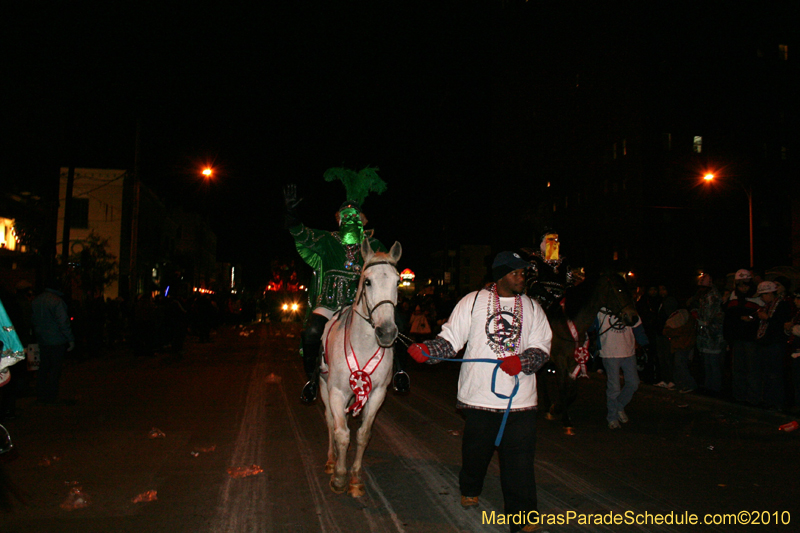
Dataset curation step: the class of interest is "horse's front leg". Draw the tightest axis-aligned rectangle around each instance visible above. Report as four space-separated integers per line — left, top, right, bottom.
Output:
348 384 388 498
319 377 336 475
328 389 351 494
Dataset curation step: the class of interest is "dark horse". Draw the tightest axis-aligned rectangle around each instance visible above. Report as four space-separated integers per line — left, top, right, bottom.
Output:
538 272 639 430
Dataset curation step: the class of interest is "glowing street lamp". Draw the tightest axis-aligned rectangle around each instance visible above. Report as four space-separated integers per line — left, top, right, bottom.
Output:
702 172 753 268
202 167 213 179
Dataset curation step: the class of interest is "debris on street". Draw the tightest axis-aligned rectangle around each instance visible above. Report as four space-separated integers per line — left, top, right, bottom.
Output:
60 484 91 510
39 455 62 466
132 490 158 503
148 428 166 439
227 464 263 478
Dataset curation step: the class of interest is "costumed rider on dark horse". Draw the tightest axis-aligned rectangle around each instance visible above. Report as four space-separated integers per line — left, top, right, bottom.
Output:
520 229 574 312
284 167 410 404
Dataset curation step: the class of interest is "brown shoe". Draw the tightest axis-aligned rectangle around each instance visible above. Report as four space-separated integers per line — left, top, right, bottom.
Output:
460 495 479 509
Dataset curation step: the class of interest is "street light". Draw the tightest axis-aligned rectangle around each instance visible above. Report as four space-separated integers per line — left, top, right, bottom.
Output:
702 173 754 268
202 167 213 179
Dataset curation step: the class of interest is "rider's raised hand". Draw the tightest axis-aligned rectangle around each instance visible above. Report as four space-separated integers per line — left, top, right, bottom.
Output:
499 355 522 376
283 184 303 212
408 343 430 363
283 184 303 229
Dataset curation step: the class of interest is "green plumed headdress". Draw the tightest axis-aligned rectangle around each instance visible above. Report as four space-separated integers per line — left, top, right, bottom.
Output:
323 166 387 211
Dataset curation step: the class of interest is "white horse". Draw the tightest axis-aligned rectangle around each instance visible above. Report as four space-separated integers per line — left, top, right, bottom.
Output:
319 238 402 497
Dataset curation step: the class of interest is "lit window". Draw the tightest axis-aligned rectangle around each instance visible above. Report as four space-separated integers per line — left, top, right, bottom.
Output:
693 136 703 153
779 44 788 61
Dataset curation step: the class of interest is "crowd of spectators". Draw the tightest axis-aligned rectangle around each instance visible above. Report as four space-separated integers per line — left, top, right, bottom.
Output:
633 269 800 414
5 264 800 420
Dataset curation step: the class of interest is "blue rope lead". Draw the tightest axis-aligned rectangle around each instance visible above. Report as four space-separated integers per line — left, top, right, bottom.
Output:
420 348 519 446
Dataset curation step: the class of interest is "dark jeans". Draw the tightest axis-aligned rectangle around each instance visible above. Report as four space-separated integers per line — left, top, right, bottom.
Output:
731 340 759 404
656 335 673 383
701 351 724 393
37 343 68 403
759 343 785 409
460 408 537 532
672 348 697 391
301 313 329 378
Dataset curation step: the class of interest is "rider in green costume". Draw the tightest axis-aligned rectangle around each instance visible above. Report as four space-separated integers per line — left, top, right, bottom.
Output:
284 167 409 403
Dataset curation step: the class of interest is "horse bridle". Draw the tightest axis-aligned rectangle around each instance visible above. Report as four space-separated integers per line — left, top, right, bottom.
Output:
353 260 399 329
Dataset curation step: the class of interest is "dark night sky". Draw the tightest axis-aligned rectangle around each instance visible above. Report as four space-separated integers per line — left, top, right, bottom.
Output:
5 1 798 285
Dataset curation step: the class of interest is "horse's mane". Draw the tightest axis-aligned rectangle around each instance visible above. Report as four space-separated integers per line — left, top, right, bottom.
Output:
363 250 398 268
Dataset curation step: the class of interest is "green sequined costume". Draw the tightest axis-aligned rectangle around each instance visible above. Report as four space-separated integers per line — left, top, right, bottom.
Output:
289 224 386 315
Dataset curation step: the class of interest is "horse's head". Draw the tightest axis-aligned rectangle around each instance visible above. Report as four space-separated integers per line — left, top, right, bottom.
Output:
600 274 639 326
357 239 402 347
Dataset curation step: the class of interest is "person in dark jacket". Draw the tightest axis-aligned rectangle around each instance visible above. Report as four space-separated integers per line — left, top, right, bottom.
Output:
755 281 790 410
723 269 762 405
654 284 678 389
662 309 697 394
31 279 75 404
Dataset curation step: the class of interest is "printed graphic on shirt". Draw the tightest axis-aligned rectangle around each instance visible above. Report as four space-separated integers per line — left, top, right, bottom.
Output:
485 307 522 356
600 307 626 332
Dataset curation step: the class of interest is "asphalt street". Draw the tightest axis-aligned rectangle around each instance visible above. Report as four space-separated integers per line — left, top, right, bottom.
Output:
1 322 798 532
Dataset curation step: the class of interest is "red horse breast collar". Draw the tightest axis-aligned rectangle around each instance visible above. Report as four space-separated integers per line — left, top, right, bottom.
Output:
325 312 385 417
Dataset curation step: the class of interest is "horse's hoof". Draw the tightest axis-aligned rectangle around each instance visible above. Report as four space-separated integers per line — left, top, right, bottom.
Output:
324 461 335 475
563 427 575 436
348 482 366 498
545 412 558 421
329 478 347 494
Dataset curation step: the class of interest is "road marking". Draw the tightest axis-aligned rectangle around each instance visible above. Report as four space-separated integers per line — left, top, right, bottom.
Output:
208 357 271 533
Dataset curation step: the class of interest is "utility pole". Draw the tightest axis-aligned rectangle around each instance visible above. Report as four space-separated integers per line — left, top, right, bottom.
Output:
61 166 75 264
130 119 141 299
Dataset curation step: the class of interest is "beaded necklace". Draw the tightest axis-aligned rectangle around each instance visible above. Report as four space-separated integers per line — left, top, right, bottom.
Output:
486 283 523 357
334 232 362 273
